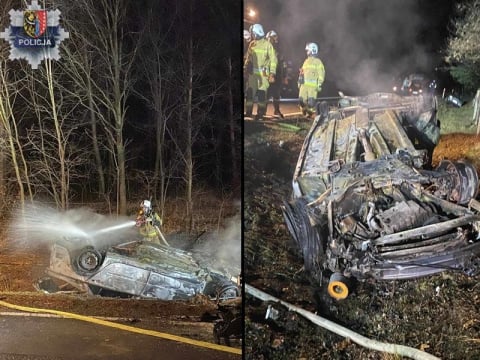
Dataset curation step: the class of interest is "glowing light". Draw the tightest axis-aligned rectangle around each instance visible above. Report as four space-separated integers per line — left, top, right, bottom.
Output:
248 8 256 18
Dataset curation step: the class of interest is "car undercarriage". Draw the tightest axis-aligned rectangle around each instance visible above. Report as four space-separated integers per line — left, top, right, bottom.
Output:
282 93 480 299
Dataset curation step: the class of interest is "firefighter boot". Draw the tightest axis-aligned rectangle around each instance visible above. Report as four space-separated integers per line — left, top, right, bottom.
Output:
255 91 267 121
245 88 254 118
273 99 284 118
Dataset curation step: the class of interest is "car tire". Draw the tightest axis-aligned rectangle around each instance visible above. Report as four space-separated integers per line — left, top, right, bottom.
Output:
282 197 324 278
72 246 104 275
204 276 239 301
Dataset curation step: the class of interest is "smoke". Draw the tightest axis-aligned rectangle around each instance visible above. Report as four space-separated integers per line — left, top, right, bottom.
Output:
9 202 139 250
258 0 437 95
191 214 241 277
9 202 242 276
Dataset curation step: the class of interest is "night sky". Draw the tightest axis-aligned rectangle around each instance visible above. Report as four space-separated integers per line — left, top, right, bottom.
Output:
245 0 457 96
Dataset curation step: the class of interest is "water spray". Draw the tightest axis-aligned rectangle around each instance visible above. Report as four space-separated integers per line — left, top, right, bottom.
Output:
10 204 139 249
90 220 137 236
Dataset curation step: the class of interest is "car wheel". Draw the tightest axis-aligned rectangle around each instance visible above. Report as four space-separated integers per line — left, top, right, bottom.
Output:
73 246 104 275
282 198 324 278
204 277 239 301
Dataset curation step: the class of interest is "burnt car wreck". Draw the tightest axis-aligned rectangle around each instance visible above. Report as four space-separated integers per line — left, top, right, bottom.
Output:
282 92 480 300
40 239 239 301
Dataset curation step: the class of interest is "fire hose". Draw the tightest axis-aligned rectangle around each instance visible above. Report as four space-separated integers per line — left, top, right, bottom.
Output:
154 225 170 247
245 284 441 360
136 214 170 247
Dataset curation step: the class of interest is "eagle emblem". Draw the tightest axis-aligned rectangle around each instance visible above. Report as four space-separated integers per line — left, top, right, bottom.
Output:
23 10 47 38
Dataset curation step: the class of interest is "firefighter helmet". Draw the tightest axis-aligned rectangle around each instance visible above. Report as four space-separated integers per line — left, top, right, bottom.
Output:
305 42 318 56
140 200 152 215
243 29 251 42
250 23 264 40
266 30 278 44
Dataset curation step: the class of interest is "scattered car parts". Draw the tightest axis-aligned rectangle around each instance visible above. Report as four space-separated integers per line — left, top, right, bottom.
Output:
445 94 464 107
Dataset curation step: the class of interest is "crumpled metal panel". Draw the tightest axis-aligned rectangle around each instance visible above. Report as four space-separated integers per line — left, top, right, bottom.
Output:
44 240 238 300
285 92 480 284
86 245 208 299
88 262 150 296
295 96 432 199
141 272 204 300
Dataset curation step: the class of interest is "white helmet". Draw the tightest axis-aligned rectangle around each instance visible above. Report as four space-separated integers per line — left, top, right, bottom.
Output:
305 42 318 56
140 199 152 214
266 30 278 43
250 23 264 40
243 29 251 42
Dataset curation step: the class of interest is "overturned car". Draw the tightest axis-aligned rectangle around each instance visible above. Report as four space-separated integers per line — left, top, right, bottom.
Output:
40 239 240 301
282 92 480 300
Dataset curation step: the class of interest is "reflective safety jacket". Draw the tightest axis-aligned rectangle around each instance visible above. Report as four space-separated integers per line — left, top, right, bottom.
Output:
244 38 277 77
300 56 325 89
137 212 162 240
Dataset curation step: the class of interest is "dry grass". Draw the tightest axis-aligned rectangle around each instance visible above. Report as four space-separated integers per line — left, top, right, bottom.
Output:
162 189 239 233
0 275 11 291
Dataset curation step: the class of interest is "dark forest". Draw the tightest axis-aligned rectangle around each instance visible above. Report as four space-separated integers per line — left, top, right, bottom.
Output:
0 0 242 224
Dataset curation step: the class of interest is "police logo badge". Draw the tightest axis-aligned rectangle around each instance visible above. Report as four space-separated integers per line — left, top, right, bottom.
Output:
23 10 47 38
0 1 69 69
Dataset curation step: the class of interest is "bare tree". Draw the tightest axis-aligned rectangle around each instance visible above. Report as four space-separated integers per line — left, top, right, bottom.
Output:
0 0 34 212
185 0 194 231
226 56 240 188
0 61 33 209
168 0 225 231
208 0 241 189
133 3 180 218
59 40 107 197
57 0 140 214
17 58 90 209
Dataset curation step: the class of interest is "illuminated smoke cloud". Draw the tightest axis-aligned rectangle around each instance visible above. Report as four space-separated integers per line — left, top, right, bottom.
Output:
259 0 434 95
191 214 241 277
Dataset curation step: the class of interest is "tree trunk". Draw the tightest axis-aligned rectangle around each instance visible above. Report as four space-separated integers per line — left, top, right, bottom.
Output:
0 61 31 210
154 100 167 217
86 53 105 196
112 1 127 216
226 56 238 188
45 59 67 209
152 59 167 217
185 0 194 232
116 131 127 215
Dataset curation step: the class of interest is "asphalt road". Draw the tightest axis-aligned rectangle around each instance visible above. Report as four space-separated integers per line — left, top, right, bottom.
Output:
0 315 241 360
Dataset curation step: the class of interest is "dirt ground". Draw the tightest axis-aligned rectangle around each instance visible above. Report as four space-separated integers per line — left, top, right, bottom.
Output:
0 195 241 348
244 117 480 359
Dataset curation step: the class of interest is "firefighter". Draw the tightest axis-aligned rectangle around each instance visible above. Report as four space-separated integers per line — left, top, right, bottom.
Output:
244 23 277 121
243 29 251 54
428 79 437 95
298 42 325 118
135 199 163 245
266 30 284 118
